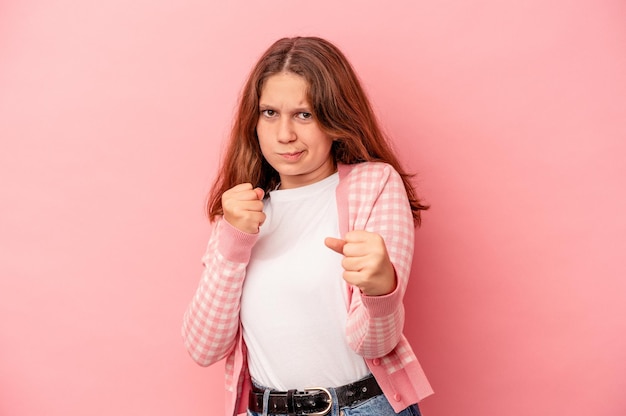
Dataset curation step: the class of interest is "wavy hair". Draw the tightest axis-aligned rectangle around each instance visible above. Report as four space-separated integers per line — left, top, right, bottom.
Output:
207 36 428 225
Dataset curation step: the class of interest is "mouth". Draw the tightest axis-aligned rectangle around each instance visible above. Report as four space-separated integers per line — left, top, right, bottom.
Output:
279 151 304 161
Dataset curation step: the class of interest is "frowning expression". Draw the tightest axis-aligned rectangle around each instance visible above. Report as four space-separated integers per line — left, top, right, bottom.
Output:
256 72 335 190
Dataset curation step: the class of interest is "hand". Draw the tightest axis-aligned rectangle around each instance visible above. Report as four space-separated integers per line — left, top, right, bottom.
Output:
222 183 266 234
324 230 397 296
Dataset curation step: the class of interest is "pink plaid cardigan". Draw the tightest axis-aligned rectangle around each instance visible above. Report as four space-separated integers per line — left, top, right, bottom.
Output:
182 162 433 415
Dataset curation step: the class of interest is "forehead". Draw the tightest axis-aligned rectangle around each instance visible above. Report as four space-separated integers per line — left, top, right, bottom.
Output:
259 72 310 103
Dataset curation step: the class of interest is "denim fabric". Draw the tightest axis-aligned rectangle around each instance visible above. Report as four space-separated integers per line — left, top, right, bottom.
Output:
339 394 421 416
247 385 421 416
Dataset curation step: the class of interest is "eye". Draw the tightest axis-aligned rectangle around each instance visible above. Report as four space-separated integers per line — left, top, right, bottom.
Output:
261 109 277 118
296 112 313 120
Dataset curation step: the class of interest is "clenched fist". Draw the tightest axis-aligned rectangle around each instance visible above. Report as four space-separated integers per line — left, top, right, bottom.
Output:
222 183 266 234
324 230 397 296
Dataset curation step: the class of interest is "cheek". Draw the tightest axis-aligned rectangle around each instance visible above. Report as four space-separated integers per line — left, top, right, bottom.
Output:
255 124 269 148
319 135 334 154
256 135 274 163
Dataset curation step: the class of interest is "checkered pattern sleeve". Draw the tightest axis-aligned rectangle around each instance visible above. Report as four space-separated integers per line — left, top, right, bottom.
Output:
344 163 415 359
182 218 258 366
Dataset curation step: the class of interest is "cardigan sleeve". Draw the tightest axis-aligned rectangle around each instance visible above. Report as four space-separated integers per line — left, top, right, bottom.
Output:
343 163 415 358
181 217 258 366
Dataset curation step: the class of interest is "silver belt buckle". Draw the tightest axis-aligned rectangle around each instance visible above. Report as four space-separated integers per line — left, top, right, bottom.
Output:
303 387 332 415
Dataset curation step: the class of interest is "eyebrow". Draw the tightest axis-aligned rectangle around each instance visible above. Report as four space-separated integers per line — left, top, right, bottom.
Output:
258 104 312 113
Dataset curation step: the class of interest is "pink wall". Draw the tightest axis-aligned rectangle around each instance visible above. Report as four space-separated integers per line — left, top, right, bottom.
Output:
1 1 625 415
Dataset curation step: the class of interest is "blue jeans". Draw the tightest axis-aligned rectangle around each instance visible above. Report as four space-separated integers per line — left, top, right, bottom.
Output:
247 383 421 416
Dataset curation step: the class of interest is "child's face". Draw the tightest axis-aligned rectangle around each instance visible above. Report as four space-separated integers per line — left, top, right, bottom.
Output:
256 72 335 189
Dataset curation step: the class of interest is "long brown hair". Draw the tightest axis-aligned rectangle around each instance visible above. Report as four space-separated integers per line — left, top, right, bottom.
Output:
207 36 428 225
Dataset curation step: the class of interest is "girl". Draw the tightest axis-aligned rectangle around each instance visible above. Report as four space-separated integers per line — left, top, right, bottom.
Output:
182 36 433 416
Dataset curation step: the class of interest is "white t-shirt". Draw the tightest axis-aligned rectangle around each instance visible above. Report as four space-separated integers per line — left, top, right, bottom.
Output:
240 173 370 390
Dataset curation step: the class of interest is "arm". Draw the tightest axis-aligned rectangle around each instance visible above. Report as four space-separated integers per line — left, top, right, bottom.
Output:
342 164 415 358
181 218 258 366
182 183 265 366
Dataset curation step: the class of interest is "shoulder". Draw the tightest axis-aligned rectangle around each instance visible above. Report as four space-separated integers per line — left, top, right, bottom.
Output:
338 161 397 178
336 162 406 207
338 162 402 188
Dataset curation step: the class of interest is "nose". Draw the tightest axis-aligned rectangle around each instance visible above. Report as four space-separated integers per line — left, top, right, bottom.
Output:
277 118 296 143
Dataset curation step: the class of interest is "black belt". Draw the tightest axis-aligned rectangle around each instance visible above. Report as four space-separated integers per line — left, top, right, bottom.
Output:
248 375 382 415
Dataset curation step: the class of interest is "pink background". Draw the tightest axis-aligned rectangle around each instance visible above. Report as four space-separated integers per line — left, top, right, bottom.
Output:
1 1 625 415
